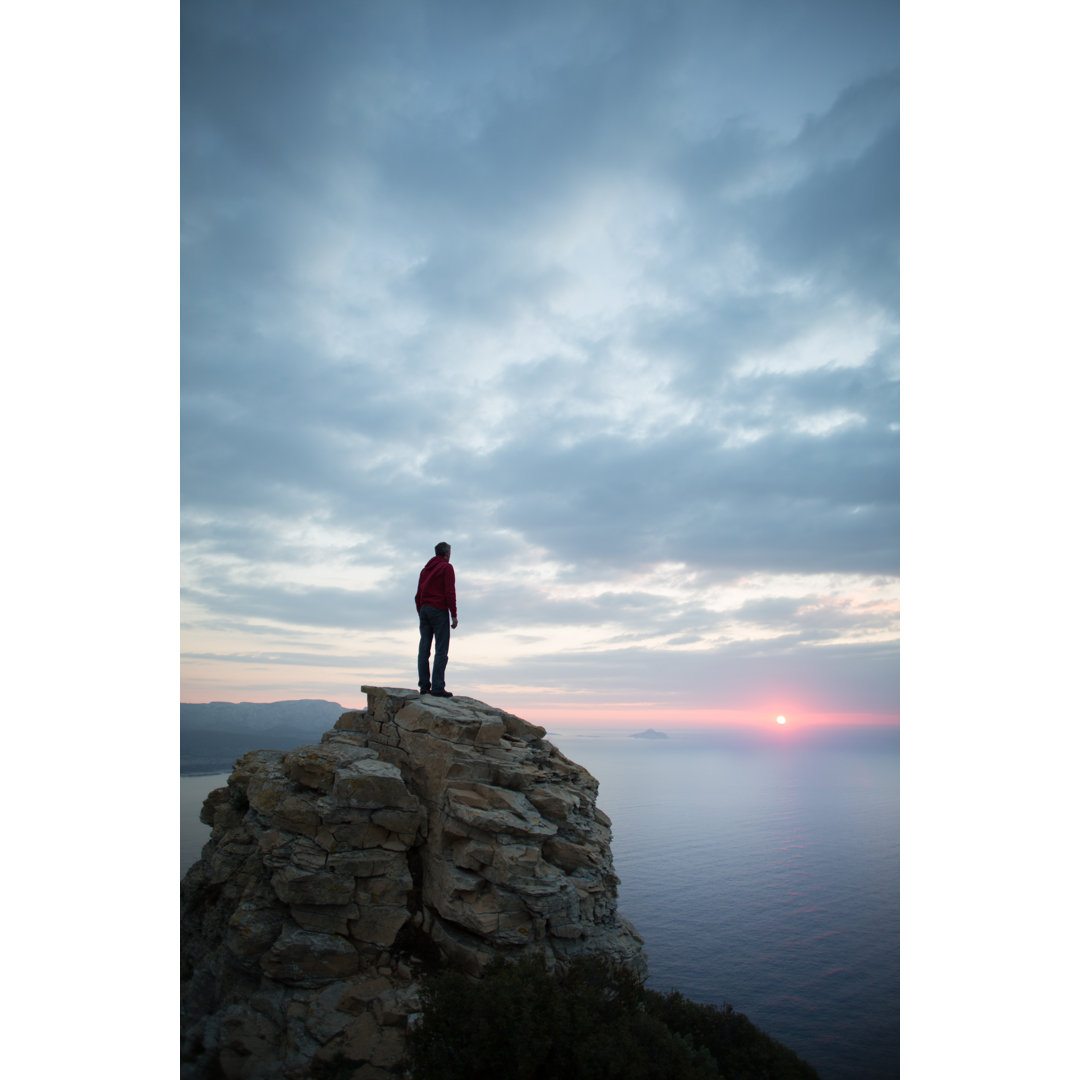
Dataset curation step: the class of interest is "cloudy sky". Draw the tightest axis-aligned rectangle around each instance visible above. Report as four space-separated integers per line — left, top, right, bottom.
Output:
181 0 899 726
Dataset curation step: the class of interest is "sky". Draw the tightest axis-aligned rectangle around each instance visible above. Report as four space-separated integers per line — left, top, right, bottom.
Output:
180 0 899 727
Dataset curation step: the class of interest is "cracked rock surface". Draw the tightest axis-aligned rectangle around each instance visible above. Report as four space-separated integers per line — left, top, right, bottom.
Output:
181 687 646 1079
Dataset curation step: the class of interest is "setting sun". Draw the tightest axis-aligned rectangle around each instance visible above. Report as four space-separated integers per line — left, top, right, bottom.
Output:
776 715 787 725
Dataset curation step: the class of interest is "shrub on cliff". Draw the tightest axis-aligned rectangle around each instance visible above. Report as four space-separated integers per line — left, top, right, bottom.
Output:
643 989 821 1080
406 955 819 1080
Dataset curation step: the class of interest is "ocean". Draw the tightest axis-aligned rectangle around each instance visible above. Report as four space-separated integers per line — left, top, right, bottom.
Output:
180 725 899 1080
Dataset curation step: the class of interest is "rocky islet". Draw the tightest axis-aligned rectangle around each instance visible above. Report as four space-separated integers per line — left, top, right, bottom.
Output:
181 686 646 1078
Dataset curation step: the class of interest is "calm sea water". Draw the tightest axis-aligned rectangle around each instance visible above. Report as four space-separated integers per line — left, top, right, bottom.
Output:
181 771 232 874
180 726 899 1080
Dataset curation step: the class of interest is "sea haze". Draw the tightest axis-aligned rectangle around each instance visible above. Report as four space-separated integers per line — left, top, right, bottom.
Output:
180 724 899 1080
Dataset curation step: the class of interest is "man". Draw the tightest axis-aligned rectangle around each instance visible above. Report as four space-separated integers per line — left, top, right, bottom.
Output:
415 541 458 697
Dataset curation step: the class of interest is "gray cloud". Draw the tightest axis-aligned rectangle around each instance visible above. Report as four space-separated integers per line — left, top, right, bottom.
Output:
181 0 899 715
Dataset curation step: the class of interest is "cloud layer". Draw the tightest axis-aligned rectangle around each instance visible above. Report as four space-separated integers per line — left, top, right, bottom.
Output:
181 0 899 722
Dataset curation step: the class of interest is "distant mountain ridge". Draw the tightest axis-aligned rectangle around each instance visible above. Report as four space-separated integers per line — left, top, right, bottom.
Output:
181 699 355 733
180 699 359 774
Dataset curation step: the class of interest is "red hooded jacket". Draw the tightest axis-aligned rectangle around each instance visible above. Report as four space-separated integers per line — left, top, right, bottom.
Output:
415 556 457 620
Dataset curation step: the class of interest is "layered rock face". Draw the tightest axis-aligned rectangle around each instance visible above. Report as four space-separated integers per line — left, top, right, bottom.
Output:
181 687 646 1079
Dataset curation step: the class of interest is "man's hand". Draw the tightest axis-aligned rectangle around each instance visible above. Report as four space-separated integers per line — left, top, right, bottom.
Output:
451 617 459 629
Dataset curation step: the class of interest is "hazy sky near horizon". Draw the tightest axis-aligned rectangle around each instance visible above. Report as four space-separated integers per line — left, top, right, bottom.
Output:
181 0 899 726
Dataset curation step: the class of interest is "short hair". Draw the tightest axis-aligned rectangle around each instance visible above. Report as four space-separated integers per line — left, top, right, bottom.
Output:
434 541 451 557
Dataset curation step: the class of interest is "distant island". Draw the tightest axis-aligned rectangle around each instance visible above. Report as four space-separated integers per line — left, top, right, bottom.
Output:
630 728 669 739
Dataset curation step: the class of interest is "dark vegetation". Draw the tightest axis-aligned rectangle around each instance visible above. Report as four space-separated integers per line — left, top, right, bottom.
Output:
406 954 820 1080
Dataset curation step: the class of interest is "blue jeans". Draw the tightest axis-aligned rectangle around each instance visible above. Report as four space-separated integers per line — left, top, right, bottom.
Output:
417 605 451 692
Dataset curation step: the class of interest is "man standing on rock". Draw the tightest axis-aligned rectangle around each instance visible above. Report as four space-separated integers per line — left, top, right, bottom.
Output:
415 541 458 697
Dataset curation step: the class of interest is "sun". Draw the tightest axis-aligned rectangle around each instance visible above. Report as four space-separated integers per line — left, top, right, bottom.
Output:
775 715 787 725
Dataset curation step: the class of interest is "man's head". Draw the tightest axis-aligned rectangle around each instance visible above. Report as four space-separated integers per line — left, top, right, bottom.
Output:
434 541 451 559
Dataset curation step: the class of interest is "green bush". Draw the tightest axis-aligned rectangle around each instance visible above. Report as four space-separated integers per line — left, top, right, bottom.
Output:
644 990 820 1080
406 954 819 1080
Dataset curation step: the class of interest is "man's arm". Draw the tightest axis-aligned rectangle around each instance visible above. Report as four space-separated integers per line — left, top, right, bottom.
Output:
447 564 458 628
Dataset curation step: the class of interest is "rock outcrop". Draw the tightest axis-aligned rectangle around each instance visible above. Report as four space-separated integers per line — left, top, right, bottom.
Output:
181 687 646 1079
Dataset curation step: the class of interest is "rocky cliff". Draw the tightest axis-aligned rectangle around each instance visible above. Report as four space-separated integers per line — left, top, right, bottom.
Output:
181 686 646 1079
